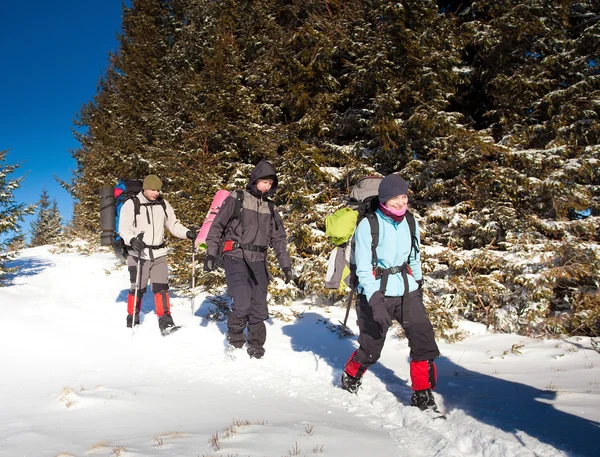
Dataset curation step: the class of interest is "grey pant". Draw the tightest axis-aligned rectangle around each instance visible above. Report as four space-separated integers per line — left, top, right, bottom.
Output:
127 255 169 294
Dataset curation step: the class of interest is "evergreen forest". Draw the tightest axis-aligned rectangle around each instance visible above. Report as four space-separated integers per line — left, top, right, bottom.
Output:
69 0 600 337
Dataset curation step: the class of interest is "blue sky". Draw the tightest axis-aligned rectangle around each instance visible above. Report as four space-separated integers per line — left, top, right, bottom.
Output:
1 1 127 239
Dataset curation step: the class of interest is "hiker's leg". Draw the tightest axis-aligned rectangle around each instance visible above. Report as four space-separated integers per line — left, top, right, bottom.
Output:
345 294 394 372
247 261 269 357
146 256 175 331
224 256 252 348
148 256 170 316
398 289 440 391
341 294 395 392
127 255 149 322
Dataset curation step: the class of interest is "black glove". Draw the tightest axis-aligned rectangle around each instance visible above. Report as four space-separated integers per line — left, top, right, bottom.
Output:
369 291 392 328
130 236 147 253
204 255 217 272
186 229 197 240
417 278 423 289
283 267 293 284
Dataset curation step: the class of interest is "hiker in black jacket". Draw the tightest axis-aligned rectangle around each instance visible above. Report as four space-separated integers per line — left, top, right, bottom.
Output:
204 160 293 358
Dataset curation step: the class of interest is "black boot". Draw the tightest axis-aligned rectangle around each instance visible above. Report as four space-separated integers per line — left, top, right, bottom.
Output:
126 314 141 328
226 332 246 349
410 388 437 410
158 313 175 331
247 346 265 359
340 371 362 394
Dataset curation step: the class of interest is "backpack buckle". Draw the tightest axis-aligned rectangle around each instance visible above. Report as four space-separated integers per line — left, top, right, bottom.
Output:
374 264 413 280
223 240 239 252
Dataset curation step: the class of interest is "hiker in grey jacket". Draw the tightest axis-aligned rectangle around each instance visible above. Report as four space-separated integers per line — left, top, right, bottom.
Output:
118 174 196 333
204 160 292 358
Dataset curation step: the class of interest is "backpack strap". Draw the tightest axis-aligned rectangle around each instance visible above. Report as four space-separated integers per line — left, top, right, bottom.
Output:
132 196 141 227
267 199 279 231
365 212 379 270
219 189 245 235
158 197 167 212
232 190 244 220
405 211 419 263
138 196 167 224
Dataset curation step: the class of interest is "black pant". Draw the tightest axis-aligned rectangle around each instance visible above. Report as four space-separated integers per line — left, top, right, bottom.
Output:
354 288 440 368
224 256 269 349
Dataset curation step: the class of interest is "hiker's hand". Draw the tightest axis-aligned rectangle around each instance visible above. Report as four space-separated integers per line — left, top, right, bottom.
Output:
283 267 293 284
369 292 392 328
130 236 146 253
186 229 197 240
204 255 217 272
417 278 423 289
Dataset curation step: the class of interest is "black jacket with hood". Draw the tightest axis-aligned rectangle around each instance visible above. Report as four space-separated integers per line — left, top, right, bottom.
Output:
205 161 292 270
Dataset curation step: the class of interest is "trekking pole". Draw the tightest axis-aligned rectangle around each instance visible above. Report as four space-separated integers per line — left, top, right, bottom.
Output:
132 232 144 334
339 288 356 335
191 236 196 315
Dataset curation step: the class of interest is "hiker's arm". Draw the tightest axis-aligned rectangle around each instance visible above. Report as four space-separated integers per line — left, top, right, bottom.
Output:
205 195 236 258
407 219 422 281
270 208 292 270
164 200 189 239
354 218 379 302
117 199 137 245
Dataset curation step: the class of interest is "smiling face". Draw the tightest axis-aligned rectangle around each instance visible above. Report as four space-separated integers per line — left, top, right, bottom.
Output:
384 194 408 211
143 189 160 201
256 178 274 194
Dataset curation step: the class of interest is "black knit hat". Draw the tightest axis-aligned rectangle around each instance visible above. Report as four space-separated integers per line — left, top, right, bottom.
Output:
378 174 409 203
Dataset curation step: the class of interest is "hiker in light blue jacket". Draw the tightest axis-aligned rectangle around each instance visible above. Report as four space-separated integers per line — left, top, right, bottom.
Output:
341 174 441 411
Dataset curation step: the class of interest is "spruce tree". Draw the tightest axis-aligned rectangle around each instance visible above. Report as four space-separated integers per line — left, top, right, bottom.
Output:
29 189 51 247
0 150 36 283
46 199 64 244
30 190 63 247
5 230 26 252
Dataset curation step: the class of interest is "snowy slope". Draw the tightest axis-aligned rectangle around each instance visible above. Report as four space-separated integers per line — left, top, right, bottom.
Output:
1 246 599 457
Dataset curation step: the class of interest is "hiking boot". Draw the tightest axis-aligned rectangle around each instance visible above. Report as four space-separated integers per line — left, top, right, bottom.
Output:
247 346 265 359
226 331 246 349
410 388 437 411
158 313 175 331
126 314 141 328
340 371 362 394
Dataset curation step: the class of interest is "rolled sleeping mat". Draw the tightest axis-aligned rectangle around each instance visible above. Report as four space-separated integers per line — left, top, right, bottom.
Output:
99 186 116 246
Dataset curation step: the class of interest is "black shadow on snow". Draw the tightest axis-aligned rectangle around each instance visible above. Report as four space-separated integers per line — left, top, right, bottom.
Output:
3 257 54 284
434 357 600 457
281 311 365 384
193 293 232 328
283 313 600 457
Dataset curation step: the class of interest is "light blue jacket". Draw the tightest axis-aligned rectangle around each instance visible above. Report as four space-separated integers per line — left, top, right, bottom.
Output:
355 209 422 302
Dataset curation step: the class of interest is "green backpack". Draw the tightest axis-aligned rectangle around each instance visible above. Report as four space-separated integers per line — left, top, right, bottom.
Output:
324 176 418 293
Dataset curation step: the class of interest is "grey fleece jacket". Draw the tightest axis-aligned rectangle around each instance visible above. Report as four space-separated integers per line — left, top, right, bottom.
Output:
118 191 189 260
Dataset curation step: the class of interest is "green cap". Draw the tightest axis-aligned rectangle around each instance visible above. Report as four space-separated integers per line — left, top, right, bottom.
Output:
143 174 162 191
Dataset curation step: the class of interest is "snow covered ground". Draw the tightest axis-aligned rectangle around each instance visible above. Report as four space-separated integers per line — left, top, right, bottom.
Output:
1 246 599 457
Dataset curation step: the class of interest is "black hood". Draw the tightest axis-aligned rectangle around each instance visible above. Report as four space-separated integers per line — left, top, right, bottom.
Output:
247 160 278 198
